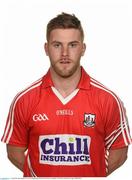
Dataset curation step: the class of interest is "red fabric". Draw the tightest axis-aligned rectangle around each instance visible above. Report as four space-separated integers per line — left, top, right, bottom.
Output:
1 67 132 177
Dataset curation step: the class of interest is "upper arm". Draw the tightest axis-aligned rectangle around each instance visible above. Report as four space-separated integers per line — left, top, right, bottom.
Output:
104 96 132 149
6 144 27 171
104 96 131 175
107 146 128 175
7 144 27 158
108 146 128 163
2 96 29 146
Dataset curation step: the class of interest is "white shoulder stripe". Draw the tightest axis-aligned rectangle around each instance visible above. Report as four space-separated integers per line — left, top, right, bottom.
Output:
90 78 132 147
91 78 107 88
106 128 125 149
105 125 125 146
105 122 127 141
2 79 42 143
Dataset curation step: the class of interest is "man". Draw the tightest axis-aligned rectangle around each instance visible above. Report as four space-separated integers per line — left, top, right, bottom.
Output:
1 12 132 177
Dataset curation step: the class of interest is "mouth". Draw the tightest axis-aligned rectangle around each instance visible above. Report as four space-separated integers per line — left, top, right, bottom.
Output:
60 61 70 64
59 59 71 64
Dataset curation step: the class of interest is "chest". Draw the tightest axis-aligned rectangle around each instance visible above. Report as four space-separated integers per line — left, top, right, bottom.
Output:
28 88 105 139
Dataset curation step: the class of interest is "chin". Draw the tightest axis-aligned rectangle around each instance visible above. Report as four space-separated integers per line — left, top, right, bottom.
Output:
56 70 72 78
52 63 80 78
57 67 78 78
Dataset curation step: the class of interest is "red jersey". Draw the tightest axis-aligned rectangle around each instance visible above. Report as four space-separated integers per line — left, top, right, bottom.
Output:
1 67 132 177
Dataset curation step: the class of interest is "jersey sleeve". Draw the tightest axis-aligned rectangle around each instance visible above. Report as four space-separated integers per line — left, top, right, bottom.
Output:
104 94 132 150
1 94 29 147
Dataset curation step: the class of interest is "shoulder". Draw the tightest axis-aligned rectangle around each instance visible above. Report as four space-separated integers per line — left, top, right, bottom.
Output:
12 77 44 109
89 77 122 108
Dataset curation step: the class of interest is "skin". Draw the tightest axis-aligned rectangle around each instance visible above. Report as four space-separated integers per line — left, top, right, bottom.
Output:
44 28 86 97
7 28 128 176
7 145 27 171
107 147 128 175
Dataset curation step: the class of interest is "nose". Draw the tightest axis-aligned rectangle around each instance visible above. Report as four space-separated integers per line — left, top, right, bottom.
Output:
62 46 68 56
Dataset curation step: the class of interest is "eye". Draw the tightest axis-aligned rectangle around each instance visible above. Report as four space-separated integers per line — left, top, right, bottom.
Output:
53 43 61 48
69 43 78 48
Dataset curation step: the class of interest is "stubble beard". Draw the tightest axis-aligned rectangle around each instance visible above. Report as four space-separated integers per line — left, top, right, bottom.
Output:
50 60 80 78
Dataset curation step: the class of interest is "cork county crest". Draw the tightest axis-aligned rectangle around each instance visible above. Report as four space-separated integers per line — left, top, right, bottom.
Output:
83 113 96 127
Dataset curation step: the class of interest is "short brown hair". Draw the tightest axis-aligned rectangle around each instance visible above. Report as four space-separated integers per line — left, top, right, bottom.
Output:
46 12 84 41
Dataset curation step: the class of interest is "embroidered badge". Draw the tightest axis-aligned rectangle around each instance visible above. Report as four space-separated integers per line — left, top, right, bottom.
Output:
83 113 96 127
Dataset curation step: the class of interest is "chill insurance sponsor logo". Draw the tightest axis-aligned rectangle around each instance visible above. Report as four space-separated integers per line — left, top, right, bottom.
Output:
39 134 91 165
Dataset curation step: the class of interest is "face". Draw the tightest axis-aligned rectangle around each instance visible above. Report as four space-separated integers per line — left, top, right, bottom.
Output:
45 28 86 78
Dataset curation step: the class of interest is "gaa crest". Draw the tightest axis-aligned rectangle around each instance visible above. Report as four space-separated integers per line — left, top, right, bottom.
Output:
83 113 96 127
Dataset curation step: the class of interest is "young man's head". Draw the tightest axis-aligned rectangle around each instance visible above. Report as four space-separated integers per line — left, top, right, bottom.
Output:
46 12 84 42
45 12 86 78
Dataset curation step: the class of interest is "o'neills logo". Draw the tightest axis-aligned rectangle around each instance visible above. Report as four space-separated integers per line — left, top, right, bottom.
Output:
39 135 91 165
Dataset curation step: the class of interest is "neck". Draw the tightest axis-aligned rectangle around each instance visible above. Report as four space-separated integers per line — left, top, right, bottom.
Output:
50 66 81 98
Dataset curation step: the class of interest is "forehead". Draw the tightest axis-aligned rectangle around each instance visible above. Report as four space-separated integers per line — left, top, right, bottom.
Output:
49 28 82 42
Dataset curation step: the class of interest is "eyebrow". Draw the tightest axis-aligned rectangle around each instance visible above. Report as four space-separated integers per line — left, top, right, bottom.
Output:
51 41 61 44
51 40 80 44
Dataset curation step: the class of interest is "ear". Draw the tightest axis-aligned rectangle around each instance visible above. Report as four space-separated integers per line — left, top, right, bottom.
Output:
81 43 86 56
44 43 49 56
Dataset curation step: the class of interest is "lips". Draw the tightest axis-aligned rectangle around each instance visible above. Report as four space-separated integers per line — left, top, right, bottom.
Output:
60 61 70 64
59 59 71 64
